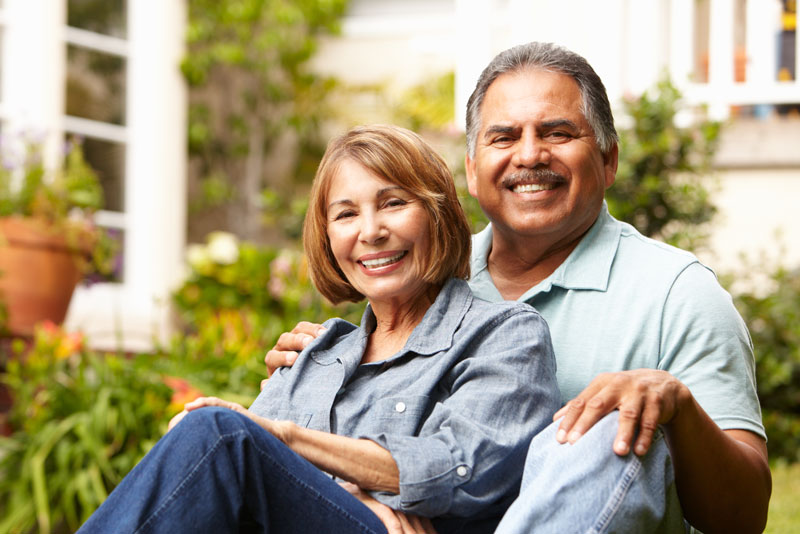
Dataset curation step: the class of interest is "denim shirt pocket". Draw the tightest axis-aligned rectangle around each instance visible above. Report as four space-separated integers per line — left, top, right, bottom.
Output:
371 395 430 435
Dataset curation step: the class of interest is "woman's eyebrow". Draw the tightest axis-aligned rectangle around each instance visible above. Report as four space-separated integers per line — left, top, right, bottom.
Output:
327 186 405 211
327 198 354 211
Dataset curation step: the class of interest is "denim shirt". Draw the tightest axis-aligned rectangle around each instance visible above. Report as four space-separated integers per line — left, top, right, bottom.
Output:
250 278 560 522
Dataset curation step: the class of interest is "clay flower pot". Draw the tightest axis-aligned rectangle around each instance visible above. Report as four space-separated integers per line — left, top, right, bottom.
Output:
0 216 90 337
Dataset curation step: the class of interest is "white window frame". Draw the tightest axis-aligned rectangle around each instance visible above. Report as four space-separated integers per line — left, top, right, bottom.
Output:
0 0 187 351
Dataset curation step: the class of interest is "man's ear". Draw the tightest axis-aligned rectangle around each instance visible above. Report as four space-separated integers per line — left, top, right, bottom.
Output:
603 143 618 189
465 154 479 198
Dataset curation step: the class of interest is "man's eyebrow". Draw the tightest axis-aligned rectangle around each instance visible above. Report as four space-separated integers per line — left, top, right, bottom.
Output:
483 125 517 139
540 119 579 130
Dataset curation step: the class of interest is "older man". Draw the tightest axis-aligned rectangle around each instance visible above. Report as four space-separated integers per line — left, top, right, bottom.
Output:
268 42 770 533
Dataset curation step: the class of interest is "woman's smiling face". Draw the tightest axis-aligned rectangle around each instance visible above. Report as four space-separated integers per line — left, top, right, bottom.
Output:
326 158 431 306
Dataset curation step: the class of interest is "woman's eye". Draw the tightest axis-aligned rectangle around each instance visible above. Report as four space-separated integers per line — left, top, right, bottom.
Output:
384 198 407 208
333 210 355 221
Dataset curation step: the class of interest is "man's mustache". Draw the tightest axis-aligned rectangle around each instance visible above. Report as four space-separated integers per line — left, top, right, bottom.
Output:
501 168 567 189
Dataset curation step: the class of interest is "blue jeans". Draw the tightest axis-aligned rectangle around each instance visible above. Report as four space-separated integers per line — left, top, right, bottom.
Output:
495 412 687 533
77 407 388 534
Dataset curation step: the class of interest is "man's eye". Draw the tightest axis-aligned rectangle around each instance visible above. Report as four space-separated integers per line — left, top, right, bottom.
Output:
492 136 513 144
546 131 572 142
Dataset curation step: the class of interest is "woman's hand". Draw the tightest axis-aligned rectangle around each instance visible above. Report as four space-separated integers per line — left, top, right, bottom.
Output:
174 396 293 443
339 482 437 534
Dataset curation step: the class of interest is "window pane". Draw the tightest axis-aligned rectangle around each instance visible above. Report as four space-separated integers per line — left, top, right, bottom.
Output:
92 227 125 284
67 0 127 39
66 44 126 125
71 135 126 213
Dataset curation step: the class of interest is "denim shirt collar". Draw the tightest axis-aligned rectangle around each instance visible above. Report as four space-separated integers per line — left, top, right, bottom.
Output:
471 202 620 299
309 278 472 365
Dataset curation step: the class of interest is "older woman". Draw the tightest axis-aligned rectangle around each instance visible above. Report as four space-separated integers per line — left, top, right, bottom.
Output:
78 125 559 534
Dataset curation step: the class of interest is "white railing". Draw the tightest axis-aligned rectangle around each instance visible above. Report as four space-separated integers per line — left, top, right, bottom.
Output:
670 0 800 119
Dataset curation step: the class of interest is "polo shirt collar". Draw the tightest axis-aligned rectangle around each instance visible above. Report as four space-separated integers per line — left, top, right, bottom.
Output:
471 202 620 299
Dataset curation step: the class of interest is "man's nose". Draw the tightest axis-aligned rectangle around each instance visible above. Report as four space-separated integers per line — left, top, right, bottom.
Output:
513 133 550 168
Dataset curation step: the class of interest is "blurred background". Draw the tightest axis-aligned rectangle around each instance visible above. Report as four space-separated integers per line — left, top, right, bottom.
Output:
0 1 798 532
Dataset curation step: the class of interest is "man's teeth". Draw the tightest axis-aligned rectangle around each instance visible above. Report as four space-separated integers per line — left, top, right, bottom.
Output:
512 183 557 193
361 252 405 269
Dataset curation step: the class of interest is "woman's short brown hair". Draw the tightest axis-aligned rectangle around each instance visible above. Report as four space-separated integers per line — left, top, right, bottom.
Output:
303 124 472 304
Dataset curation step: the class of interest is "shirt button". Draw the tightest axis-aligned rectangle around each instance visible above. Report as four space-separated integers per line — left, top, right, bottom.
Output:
395 402 406 413
456 466 468 477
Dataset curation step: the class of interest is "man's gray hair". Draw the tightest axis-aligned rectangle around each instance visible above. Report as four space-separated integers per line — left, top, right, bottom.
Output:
465 42 618 158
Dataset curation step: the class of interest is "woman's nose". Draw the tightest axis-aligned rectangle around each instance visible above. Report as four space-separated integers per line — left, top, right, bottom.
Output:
359 213 387 245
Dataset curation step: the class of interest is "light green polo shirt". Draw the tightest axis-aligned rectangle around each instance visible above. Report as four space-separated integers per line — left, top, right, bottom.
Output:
469 204 765 439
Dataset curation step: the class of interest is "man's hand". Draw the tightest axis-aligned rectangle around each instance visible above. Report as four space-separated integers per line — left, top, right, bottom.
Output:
553 369 691 456
339 482 437 534
262 322 326 388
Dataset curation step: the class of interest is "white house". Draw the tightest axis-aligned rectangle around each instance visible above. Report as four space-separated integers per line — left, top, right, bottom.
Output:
1 0 797 350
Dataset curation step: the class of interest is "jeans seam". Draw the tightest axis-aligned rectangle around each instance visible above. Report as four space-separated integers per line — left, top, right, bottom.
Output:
249 433 382 533
586 429 665 534
586 456 641 534
133 431 234 534
134 424 381 534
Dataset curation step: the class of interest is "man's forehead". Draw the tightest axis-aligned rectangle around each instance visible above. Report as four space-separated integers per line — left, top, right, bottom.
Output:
480 69 586 130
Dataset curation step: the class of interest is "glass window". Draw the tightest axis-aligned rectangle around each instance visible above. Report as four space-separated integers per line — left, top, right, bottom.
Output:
74 135 126 212
66 44 126 125
67 0 127 38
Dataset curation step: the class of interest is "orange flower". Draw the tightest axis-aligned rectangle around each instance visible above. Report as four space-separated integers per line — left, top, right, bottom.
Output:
163 376 204 412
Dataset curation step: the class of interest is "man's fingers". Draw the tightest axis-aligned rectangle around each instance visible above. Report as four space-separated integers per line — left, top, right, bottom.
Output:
565 395 614 444
275 331 314 353
291 321 326 337
613 397 644 455
633 398 662 455
264 349 298 375
555 397 586 443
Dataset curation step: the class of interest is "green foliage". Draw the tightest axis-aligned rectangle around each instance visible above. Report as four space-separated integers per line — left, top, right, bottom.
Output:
392 72 456 132
609 79 721 251
174 231 362 343
182 0 349 240
766 461 800 533
0 137 117 278
0 324 171 534
0 231 364 532
729 265 800 462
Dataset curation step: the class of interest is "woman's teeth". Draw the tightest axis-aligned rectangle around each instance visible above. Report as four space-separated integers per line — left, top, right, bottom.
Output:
361 252 406 269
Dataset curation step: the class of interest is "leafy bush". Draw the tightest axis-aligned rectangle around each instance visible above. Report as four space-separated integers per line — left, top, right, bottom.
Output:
0 324 171 534
0 232 365 532
729 265 800 462
609 79 721 251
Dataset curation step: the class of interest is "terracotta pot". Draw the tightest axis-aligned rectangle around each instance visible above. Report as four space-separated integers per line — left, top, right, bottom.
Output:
0 216 86 337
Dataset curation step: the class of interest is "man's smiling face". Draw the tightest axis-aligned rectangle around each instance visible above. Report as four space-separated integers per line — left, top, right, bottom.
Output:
466 68 617 248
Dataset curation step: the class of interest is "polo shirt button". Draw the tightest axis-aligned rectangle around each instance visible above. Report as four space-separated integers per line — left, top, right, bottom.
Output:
395 402 406 413
456 466 468 477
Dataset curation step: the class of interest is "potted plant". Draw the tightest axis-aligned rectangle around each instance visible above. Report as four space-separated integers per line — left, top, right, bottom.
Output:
0 136 116 337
